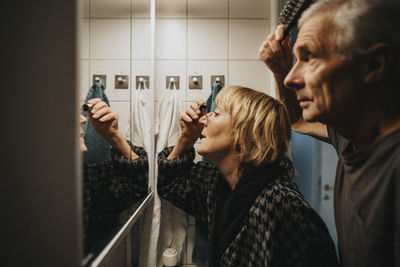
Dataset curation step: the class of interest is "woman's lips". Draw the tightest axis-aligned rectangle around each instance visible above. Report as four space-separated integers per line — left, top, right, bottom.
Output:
298 97 312 108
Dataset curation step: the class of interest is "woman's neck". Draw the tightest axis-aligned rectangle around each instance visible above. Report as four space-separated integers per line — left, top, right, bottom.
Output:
213 151 240 190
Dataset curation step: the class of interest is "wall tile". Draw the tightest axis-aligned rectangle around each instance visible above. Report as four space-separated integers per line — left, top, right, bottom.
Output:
229 60 270 94
229 0 270 18
132 0 151 18
188 20 228 60
82 0 90 18
110 101 131 141
80 60 90 100
155 19 186 60
132 19 151 60
91 0 130 18
187 61 228 102
155 61 186 101
229 19 269 59
90 19 131 59
156 0 186 18
81 19 90 59
89 60 131 101
188 0 228 18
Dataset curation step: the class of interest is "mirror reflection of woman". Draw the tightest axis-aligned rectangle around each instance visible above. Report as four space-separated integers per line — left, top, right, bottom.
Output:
79 98 148 252
158 86 338 266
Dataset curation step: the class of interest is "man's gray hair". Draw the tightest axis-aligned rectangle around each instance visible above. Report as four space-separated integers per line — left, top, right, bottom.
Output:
299 0 400 86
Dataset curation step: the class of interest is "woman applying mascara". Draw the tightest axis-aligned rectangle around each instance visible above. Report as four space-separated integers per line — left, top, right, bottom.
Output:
157 86 339 266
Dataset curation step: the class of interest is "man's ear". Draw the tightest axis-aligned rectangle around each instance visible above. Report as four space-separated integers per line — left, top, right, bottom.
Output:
364 43 392 84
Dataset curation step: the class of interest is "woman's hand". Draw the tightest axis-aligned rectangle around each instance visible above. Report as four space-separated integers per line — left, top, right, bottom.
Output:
86 98 119 142
179 100 207 141
168 100 207 159
258 24 293 78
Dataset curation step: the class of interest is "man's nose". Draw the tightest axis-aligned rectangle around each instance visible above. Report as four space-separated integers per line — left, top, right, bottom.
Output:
284 64 305 91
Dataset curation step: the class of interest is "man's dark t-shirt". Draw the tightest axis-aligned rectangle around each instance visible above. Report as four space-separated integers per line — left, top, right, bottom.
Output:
328 126 400 266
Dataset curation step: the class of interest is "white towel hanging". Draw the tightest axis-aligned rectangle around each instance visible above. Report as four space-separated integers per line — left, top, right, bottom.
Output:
129 80 152 152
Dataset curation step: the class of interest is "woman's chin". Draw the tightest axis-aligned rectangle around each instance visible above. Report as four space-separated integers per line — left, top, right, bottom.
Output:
197 148 205 156
197 145 207 157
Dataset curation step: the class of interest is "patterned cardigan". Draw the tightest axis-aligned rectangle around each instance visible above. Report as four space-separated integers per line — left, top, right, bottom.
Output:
158 147 339 267
83 143 148 231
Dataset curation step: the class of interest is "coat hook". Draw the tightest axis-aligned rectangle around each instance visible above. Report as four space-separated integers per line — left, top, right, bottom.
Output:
215 77 220 83
136 76 150 89
192 77 198 84
166 76 179 89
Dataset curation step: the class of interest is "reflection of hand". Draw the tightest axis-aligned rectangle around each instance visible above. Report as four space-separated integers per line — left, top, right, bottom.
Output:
86 98 119 143
80 115 88 153
86 98 138 160
258 24 293 78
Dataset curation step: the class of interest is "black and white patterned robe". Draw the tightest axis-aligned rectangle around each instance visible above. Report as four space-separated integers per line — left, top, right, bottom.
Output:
158 147 339 267
83 143 148 231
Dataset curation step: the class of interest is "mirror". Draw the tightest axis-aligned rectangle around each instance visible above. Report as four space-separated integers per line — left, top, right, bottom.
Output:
78 0 154 265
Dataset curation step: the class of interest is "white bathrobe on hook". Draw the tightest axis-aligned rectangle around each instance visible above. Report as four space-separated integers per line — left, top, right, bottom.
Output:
152 81 187 266
127 82 152 153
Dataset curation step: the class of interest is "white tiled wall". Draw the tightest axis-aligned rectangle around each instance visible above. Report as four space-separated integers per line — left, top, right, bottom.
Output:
188 0 228 18
154 1 273 265
90 19 131 59
187 20 228 60
91 0 131 18
155 19 187 59
229 0 270 18
229 19 270 59
132 19 152 59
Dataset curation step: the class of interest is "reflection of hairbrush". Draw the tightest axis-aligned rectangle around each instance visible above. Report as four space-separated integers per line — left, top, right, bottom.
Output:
278 0 313 39
199 104 207 113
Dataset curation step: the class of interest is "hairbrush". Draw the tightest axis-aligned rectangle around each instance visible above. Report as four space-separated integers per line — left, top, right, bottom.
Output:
278 0 313 39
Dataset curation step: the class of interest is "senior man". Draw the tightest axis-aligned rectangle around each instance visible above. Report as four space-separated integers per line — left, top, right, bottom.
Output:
259 0 400 266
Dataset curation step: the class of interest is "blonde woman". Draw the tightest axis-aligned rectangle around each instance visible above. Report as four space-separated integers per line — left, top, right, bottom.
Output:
157 86 338 266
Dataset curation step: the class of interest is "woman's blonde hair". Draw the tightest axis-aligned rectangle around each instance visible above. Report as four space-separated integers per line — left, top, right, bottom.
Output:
215 86 292 172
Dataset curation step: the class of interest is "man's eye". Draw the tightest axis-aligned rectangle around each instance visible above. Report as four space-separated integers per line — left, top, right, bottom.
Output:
307 53 316 61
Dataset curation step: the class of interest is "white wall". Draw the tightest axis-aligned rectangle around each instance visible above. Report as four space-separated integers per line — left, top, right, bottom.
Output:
1 0 82 266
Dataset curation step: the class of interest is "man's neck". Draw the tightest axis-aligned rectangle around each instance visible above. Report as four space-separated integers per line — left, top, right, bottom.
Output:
335 110 400 151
